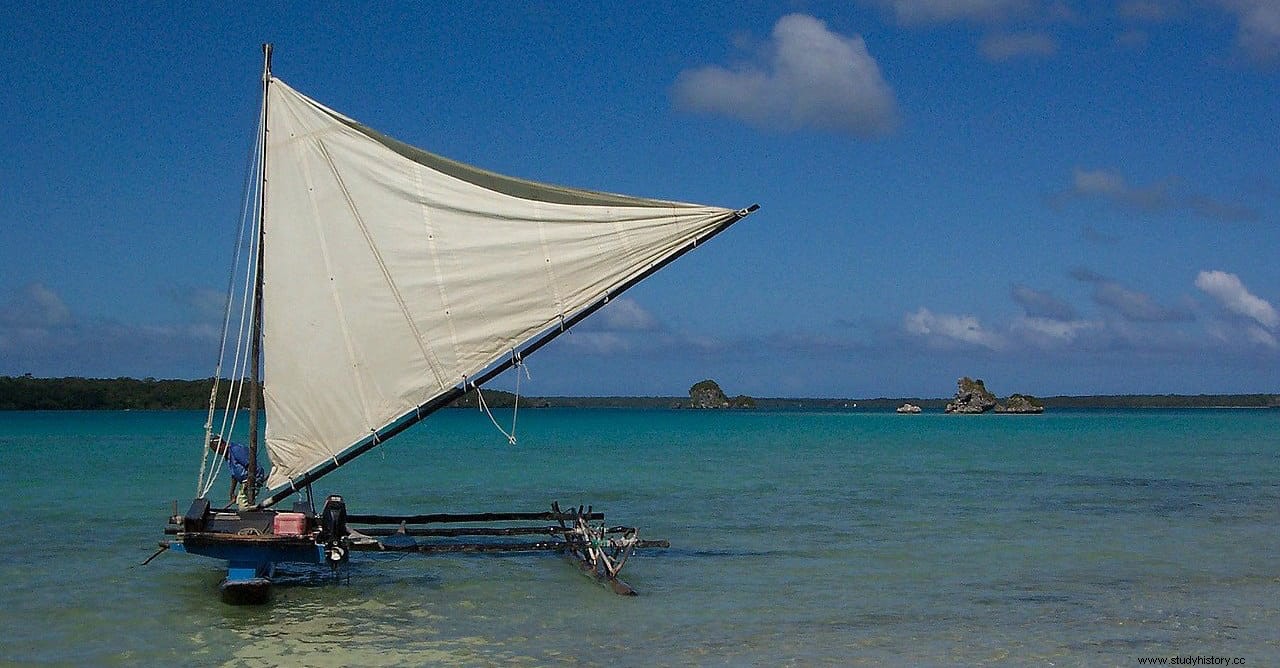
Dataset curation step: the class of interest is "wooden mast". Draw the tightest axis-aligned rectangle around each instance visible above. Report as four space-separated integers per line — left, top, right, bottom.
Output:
247 43 272 507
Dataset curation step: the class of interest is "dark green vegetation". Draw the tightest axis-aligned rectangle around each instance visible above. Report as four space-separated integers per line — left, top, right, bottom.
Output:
683 379 756 409
1006 393 1044 407
1 376 1276 410
1036 394 1279 409
0 375 236 410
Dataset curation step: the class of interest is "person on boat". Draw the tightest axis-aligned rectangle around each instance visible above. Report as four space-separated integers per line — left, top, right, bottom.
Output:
209 434 266 508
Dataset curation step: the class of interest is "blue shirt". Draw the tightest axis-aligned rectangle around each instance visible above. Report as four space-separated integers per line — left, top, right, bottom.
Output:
223 440 266 484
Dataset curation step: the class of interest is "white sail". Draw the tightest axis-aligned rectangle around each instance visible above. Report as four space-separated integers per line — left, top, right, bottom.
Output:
261 78 741 490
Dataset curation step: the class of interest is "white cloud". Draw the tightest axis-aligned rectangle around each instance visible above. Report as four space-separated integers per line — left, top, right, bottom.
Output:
1070 269 1193 323
904 307 1005 350
1093 283 1191 322
0 282 224 378
673 14 898 136
1011 316 1100 346
980 32 1059 61
1195 270 1278 329
561 331 632 355
593 297 659 332
1063 167 1259 223
1118 0 1180 22
0 283 72 328
1069 167 1172 211
1218 0 1280 64
1245 325 1278 347
1072 168 1128 196
172 286 229 322
1011 285 1077 320
1205 319 1278 348
0 317 221 378
869 0 1034 24
563 298 661 353
1185 195 1262 222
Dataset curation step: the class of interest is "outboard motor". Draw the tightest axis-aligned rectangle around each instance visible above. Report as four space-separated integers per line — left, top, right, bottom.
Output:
319 495 350 570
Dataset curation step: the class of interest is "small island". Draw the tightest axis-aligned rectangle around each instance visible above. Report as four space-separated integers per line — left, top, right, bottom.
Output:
944 377 1044 414
995 393 1044 414
682 379 756 409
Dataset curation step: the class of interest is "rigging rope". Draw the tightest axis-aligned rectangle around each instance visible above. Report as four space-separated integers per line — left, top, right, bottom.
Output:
200 106 266 498
203 210 262 500
472 352 529 446
199 124 259 495
510 352 529 443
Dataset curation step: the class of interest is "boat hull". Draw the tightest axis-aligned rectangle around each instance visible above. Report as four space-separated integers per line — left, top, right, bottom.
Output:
177 532 325 564
166 500 326 604
219 575 273 605
171 533 325 604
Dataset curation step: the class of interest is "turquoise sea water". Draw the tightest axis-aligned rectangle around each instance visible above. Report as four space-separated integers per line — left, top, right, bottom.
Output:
1 408 1277 665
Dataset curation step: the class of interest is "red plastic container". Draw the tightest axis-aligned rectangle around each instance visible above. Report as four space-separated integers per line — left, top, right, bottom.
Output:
273 512 308 537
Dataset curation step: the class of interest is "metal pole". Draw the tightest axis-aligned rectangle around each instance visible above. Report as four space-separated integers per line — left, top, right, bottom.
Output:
247 43 272 507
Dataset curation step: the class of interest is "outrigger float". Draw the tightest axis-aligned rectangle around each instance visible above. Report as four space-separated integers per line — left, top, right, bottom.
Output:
154 45 753 603
162 497 667 603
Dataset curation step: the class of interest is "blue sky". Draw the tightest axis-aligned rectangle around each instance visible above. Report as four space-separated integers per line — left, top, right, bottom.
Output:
2 1 1277 398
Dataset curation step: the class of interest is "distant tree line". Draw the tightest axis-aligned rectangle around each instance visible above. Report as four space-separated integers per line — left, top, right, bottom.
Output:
1037 394 1279 409
0 376 1275 410
0 376 251 410
0 376 531 411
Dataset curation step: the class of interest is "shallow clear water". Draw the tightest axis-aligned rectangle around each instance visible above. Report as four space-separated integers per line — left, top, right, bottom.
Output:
1 408 1277 665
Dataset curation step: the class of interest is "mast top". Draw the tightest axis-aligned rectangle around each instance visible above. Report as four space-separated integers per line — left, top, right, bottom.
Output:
262 43 273 79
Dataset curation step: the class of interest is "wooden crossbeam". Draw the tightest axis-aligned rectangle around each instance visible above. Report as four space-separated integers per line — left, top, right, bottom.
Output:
350 539 668 553
347 511 604 524
355 525 638 537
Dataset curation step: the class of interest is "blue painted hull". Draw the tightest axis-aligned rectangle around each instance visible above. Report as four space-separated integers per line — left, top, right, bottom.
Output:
171 532 325 604
219 574 273 605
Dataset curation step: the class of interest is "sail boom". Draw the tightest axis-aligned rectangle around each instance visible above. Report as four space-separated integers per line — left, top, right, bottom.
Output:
256 202 756 509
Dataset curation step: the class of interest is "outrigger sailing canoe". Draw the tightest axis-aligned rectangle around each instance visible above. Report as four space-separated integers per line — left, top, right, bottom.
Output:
159 45 756 603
